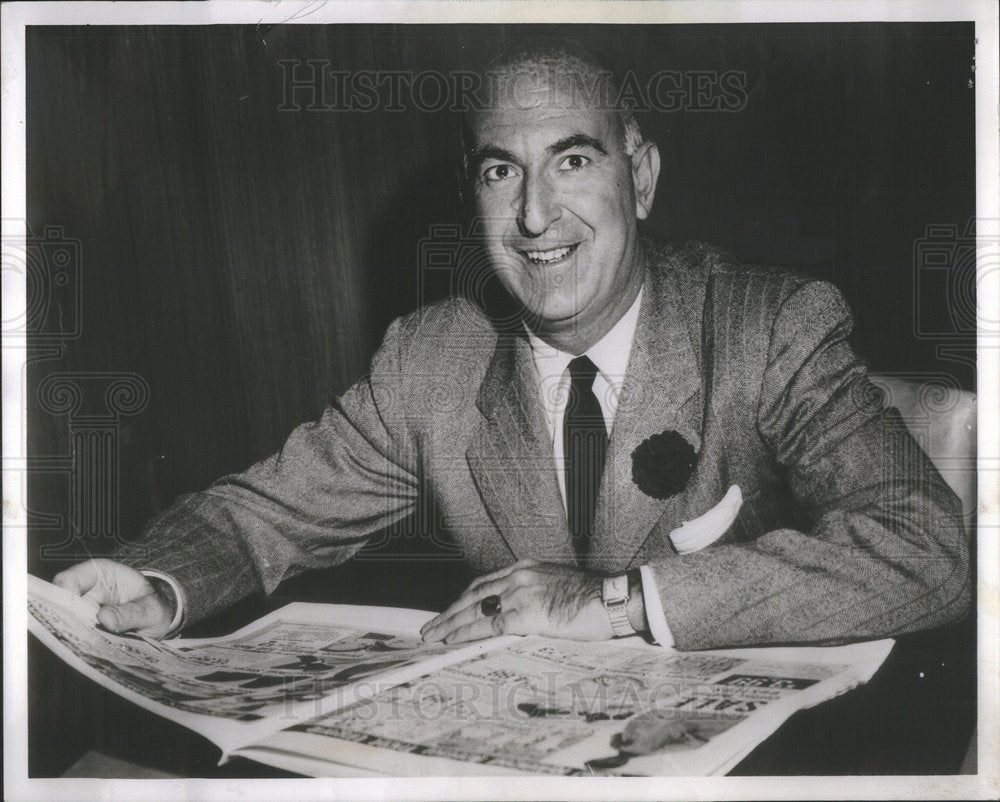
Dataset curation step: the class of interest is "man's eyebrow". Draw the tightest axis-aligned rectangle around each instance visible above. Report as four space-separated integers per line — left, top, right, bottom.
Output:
548 134 608 156
468 135 607 170
468 145 518 170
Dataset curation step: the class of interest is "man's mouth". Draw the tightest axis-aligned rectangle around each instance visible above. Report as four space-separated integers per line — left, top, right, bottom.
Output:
517 242 580 266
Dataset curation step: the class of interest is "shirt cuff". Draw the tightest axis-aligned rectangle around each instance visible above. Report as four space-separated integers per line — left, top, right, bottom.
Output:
140 569 185 638
638 564 675 648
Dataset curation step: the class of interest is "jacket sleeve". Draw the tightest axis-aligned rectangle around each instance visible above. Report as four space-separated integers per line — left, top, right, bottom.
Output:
114 318 420 628
645 279 971 649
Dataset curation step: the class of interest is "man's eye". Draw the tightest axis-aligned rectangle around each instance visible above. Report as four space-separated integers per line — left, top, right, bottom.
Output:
483 164 516 183
559 154 591 171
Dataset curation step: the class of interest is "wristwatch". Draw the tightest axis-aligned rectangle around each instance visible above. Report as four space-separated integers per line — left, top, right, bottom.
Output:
602 570 640 638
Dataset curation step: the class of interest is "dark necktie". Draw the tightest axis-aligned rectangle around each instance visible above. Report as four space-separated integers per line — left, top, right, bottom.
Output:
563 355 609 563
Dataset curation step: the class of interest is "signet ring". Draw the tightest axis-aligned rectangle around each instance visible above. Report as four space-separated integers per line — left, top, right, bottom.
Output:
480 595 502 617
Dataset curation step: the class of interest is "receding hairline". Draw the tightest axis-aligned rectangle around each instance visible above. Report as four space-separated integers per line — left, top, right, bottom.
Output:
462 42 645 165
478 45 629 112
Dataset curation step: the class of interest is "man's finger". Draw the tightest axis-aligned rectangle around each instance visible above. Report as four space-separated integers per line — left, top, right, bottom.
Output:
97 593 169 634
428 559 541 630
53 562 102 599
422 591 506 642
421 577 509 637
442 610 516 644
440 575 513 620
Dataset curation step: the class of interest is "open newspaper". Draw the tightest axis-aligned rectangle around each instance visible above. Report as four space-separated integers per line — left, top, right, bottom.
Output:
28 574 893 777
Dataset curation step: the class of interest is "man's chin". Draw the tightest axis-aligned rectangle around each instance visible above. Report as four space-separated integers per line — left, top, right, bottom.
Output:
519 303 583 334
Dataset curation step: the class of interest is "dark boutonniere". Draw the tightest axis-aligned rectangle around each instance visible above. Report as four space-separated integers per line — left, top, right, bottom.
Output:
631 430 697 499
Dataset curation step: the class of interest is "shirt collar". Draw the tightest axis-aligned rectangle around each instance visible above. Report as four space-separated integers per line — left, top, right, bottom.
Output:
525 285 644 388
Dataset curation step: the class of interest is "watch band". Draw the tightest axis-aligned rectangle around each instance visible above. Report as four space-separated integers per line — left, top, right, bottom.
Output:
602 573 637 638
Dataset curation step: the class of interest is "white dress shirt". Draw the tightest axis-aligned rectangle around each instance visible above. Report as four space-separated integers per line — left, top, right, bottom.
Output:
526 287 676 647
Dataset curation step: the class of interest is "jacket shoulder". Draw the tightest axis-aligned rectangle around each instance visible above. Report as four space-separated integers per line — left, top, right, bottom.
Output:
647 237 848 317
647 237 814 291
375 296 498 373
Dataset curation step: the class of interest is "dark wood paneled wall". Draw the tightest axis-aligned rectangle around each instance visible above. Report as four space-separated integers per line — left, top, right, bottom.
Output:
26 23 975 599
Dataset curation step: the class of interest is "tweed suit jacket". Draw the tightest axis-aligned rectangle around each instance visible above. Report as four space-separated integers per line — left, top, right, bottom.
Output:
118 239 970 650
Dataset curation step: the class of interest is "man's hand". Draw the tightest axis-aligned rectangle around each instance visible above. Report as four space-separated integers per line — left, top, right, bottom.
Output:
420 559 614 644
53 559 176 639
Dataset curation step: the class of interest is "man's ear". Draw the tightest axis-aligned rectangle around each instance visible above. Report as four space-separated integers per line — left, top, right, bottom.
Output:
631 140 661 220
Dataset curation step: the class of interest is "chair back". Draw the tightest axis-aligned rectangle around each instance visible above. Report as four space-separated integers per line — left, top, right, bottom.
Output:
868 373 976 534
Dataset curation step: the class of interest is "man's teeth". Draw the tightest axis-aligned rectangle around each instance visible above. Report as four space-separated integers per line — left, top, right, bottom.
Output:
524 246 573 263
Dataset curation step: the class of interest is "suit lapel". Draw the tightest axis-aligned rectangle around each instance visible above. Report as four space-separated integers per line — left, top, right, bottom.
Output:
590 263 705 572
466 333 576 564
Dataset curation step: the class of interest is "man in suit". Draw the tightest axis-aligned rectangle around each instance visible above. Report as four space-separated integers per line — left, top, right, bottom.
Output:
54 40 969 650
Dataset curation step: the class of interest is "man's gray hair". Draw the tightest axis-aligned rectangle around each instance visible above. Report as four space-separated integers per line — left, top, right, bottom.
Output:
462 36 645 180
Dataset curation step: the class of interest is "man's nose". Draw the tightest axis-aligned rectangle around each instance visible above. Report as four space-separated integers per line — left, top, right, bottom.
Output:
517 172 560 237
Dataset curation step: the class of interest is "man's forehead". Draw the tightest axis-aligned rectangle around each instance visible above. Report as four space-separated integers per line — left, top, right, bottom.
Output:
474 102 614 132
467 107 619 161
468 80 620 150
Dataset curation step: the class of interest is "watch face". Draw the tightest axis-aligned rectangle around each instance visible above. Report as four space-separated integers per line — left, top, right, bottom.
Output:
603 574 629 603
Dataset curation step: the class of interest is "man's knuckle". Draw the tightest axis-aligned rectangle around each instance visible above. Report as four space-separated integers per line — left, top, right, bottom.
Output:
511 568 531 586
448 625 471 644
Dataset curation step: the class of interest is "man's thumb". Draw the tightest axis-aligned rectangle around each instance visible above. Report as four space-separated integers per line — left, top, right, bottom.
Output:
97 605 125 631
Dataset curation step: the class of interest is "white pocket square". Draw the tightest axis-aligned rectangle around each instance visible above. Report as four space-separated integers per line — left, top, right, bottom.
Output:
669 484 743 555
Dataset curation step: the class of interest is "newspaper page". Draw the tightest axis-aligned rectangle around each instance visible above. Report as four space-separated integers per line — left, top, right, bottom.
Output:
26 575 517 758
245 635 894 777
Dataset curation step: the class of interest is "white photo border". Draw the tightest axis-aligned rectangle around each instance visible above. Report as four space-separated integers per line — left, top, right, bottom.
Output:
3 2 998 800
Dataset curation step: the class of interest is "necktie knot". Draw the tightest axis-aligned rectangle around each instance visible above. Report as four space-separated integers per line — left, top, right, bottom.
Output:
568 355 599 388
566 355 604 423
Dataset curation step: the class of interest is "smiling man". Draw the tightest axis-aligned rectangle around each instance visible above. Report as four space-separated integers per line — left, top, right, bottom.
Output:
468 59 657 356
54 39 969 651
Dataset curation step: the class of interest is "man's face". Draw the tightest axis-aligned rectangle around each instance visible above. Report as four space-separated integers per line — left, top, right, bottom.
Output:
468 75 659 350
